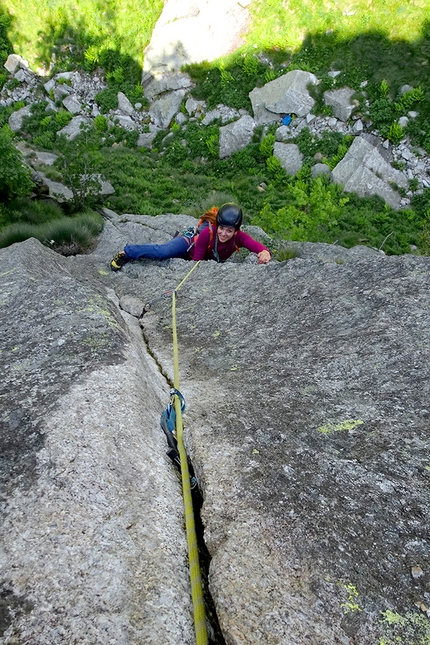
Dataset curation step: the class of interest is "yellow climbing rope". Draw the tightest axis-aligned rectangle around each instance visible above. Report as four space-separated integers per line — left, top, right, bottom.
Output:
171 262 208 645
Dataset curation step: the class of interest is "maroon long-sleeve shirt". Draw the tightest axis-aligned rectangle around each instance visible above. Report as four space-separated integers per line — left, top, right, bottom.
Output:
188 225 269 262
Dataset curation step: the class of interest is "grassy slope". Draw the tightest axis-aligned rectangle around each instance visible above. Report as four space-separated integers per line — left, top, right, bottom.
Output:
1 0 430 255
5 0 163 73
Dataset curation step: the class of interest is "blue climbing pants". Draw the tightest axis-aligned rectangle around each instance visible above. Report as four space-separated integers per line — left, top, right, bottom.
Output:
124 235 190 261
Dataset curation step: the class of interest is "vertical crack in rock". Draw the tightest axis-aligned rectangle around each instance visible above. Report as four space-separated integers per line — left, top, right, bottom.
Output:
139 326 226 645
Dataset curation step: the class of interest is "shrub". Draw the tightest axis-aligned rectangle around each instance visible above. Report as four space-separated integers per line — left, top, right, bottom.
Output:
94 115 108 132
48 124 114 211
394 86 425 112
95 87 118 112
55 110 73 127
252 174 349 241
2 196 63 226
0 126 34 202
0 210 103 253
95 80 146 114
387 122 403 144
47 211 104 253
259 134 275 158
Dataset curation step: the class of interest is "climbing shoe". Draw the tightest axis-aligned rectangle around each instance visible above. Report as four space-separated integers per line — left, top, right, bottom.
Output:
110 251 129 271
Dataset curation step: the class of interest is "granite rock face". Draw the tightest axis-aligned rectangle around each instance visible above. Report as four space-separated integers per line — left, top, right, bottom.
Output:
1 215 429 644
142 0 251 76
0 237 195 644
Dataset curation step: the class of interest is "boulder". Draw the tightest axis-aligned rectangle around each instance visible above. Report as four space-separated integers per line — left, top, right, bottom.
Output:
249 70 318 125
248 84 284 127
14 68 37 86
137 131 159 149
149 89 187 129
111 114 140 131
323 87 356 121
53 84 73 102
57 116 92 140
62 93 82 114
331 135 408 209
0 237 195 644
36 172 74 202
219 114 256 159
8 104 32 132
32 151 59 166
43 78 56 94
4 53 28 73
144 71 193 102
311 162 331 178
117 91 135 116
275 124 292 141
185 96 206 116
201 105 241 126
142 0 251 76
273 141 304 175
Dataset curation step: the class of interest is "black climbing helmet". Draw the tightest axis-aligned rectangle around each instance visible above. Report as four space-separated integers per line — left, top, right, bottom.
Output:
216 203 243 230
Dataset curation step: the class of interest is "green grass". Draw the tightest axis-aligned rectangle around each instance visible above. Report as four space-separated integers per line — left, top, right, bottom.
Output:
0 207 104 253
247 0 430 51
3 0 163 77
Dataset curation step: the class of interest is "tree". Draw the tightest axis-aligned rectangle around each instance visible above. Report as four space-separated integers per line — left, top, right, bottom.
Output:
0 126 34 204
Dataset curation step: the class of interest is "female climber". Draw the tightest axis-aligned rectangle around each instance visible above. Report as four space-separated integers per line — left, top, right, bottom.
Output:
110 203 271 270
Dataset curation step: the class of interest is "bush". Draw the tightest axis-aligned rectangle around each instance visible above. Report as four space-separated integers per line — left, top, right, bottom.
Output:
0 126 34 202
0 9 13 88
252 174 349 241
0 210 104 253
1 196 64 226
94 115 108 132
55 127 105 211
20 102 72 148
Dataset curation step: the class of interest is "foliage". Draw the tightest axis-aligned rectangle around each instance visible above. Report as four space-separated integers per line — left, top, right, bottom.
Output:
394 86 425 112
185 51 269 111
0 7 13 89
252 171 349 241
368 82 426 143
94 115 108 132
386 122 403 145
0 209 103 253
95 87 118 113
20 101 66 149
95 80 146 114
265 155 284 179
294 128 352 166
0 196 63 228
259 134 275 158
162 121 222 162
3 0 163 77
0 105 16 128
0 126 34 202
54 126 104 211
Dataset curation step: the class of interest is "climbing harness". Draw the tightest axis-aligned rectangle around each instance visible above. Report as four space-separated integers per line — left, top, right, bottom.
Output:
145 261 208 645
